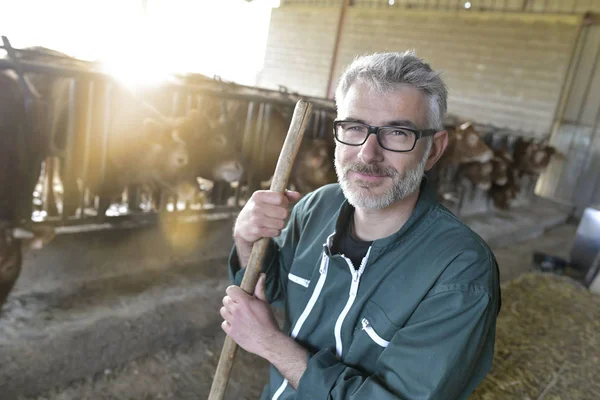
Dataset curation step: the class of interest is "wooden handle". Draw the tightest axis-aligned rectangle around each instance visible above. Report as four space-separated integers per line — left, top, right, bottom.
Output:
208 99 313 400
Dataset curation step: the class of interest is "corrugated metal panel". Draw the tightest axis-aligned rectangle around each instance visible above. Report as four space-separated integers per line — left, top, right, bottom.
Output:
536 123 575 202
555 125 594 198
256 7 340 97
331 8 578 137
574 126 600 207
563 26 600 123
537 23 600 211
349 0 600 12
580 31 600 126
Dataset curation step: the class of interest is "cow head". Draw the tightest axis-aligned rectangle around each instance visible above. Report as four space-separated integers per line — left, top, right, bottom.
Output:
174 109 245 183
452 122 494 164
513 138 557 176
142 117 190 186
297 138 333 170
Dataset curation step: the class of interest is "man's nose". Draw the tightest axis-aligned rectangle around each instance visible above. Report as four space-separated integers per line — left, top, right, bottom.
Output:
358 133 384 163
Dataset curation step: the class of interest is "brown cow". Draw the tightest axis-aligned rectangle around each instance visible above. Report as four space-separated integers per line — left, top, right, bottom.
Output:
0 70 55 311
8 47 194 217
491 150 513 186
489 167 519 210
443 122 494 165
513 137 556 177
487 148 520 210
290 138 337 194
434 121 494 205
37 75 194 217
457 161 494 191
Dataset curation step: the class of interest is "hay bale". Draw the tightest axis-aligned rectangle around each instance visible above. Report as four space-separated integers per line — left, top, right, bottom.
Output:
471 272 600 399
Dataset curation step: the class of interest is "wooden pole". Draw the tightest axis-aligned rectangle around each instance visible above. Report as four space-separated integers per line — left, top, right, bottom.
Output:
208 99 313 400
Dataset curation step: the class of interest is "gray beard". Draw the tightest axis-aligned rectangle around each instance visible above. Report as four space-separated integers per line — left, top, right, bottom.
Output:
335 155 428 210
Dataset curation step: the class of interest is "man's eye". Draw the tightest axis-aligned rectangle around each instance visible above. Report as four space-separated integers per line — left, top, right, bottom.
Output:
347 125 363 131
389 130 409 136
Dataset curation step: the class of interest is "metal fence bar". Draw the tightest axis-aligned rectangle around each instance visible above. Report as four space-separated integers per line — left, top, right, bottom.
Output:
78 79 95 219
60 78 77 221
97 82 113 213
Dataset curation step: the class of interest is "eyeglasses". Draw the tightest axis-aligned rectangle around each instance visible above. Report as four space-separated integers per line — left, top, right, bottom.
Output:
333 120 437 152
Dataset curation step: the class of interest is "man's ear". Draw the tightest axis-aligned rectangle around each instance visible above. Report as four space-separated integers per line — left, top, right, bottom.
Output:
425 130 449 171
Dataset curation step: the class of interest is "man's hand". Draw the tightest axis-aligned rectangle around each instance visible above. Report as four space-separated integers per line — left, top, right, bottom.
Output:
220 273 309 389
220 273 280 358
233 190 301 267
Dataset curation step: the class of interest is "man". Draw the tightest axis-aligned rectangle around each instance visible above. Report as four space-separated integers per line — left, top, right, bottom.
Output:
221 51 501 399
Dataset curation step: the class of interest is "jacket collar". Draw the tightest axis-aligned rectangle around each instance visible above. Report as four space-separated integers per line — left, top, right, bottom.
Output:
329 177 438 254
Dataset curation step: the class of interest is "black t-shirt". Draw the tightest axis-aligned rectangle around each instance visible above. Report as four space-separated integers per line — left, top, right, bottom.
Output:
333 213 372 269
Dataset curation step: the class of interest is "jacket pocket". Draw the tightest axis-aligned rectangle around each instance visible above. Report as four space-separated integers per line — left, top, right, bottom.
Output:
285 264 314 324
288 272 310 288
344 301 397 372
361 318 390 348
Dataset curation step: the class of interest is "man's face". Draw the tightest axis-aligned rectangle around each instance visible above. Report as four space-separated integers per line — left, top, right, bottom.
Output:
334 81 432 210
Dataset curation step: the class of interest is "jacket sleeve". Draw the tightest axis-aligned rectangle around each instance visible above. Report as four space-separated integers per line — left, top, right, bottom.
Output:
296 285 498 400
228 197 307 307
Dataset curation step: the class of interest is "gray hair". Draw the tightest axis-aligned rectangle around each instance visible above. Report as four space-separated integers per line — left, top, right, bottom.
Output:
334 50 448 132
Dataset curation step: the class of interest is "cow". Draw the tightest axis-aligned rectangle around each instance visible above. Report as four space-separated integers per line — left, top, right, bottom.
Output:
442 122 494 165
163 78 339 200
433 121 494 207
149 107 245 210
290 138 337 194
457 161 494 191
489 167 519 210
491 150 513 186
513 137 557 177
0 69 55 311
484 149 519 210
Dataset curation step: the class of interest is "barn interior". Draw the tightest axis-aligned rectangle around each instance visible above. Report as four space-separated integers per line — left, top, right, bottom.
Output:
1 1 600 399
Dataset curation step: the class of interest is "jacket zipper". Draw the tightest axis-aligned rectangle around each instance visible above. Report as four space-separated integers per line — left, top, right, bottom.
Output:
361 318 390 348
333 247 371 358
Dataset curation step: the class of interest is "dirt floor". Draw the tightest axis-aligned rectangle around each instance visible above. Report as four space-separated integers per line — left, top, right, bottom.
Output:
1 218 594 400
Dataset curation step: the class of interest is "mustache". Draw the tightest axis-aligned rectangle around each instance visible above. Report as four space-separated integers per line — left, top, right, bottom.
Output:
344 162 397 178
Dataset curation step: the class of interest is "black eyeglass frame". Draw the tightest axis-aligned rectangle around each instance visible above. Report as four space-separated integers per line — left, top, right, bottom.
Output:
333 120 438 153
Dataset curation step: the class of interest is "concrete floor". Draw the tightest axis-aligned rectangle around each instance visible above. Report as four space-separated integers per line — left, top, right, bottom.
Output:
0 200 588 400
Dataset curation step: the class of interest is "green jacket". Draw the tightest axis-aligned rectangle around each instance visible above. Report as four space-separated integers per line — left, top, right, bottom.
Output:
229 180 501 400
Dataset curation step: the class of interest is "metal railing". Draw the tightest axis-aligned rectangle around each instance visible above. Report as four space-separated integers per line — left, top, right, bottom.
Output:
0 40 336 234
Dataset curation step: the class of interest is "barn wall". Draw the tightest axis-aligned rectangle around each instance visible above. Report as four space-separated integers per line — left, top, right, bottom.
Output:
259 6 581 137
256 7 340 97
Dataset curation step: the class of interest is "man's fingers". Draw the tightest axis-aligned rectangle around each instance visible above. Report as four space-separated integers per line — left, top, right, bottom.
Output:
221 320 231 333
222 295 237 307
226 285 248 301
285 189 302 203
254 273 267 302
261 205 289 221
250 215 286 231
254 191 289 207
220 306 232 323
